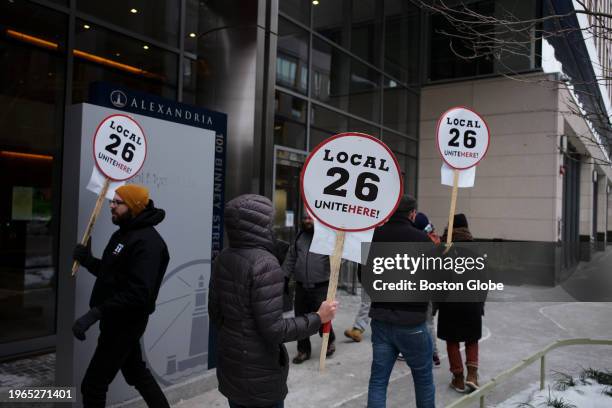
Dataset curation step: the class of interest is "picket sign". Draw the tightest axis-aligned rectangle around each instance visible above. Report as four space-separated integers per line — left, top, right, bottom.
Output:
71 114 147 276
436 107 490 246
301 132 402 372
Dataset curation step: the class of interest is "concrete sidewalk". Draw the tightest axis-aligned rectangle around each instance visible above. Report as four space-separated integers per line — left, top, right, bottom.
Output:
176 291 612 408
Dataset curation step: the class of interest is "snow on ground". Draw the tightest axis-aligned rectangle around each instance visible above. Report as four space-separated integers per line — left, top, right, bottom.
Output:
493 380 611 408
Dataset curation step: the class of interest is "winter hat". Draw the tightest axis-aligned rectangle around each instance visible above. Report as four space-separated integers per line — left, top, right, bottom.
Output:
453 213 468 229
414 212 430 231
115 184 149 216
396 194 417 213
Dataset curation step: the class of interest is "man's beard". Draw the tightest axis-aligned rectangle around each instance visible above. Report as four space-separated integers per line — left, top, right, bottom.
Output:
111 211 132 225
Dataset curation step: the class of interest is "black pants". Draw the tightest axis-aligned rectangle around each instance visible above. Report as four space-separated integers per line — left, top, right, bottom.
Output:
81 317 170 408
294 282 335 354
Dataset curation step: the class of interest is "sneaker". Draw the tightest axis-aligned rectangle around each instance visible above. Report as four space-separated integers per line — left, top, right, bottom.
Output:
450 373 466 393
326 342 336 357
292 351 310 364
433 353 441 367
344 327 364 342
466 365 479 390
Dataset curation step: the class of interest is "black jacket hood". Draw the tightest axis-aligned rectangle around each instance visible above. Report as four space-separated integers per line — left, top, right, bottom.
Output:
122 200 165 230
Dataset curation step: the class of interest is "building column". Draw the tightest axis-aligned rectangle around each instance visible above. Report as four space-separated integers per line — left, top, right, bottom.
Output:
579 161 594 260
596 174 607 250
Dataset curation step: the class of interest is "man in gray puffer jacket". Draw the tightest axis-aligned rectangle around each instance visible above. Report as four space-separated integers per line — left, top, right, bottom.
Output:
282 215 335 364
209 195 337 408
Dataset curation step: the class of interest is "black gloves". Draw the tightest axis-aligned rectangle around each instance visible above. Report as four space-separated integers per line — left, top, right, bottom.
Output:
72 308 102 341
73 238 94 269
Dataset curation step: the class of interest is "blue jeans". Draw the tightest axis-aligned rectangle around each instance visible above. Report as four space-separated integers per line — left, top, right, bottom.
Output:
228 400 283 408
367 320 435 408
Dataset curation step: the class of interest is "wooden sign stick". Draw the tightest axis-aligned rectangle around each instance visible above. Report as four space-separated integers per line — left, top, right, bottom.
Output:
445 169 460 251
71 178 111 276
319 230 346 372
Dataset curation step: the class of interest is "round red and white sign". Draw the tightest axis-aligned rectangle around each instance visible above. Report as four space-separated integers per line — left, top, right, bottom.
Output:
93 114 147 181
301 133 403 232
436 107 490 170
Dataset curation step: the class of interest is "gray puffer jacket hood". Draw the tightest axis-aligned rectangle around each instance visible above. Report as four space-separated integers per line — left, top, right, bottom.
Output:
224 194 275 252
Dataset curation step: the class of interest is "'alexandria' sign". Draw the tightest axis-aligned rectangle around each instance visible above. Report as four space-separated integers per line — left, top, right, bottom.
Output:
88 82 217 128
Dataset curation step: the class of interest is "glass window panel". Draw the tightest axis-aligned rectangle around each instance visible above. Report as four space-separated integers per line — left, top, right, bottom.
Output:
310 105 347 149
349 58 380 122
383 132 417 157
393 153 417 195
351 0 381 66
274 91 307 149
348 118 379 138
72 21 178 103
309 128 334 151
384 0 420 84
0 1 66 344
77 0 179 47
185 0 246 55
276 17 309 95
312 39 380 122
279 0 311 26
383 77 418 135
313 0 347 47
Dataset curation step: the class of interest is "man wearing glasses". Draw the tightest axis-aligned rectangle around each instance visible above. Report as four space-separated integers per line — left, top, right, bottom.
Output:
72 184 171 408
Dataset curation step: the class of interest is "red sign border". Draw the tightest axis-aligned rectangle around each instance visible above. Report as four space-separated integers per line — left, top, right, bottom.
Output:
92 114 148 181
435 106 490 170
300 132 404 232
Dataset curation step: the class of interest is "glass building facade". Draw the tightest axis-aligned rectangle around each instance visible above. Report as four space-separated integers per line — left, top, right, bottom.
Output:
0 0 423 359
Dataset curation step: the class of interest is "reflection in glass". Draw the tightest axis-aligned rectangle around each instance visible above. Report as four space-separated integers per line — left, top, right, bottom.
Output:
383 78 418 135
384 0 420 84
351 0 381 66
274 92 307 149
348 118 379 138
77 0 179 47
383 132 417 157
279 0 311 26
312 39 380 122
310 105 348 149
0 1 65 344
313 0 346 47
277 18 309 95
72 21 178 103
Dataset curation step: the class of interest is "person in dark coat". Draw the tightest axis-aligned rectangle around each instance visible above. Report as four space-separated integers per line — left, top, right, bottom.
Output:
367 195 436 408
208 194 337 408
72 184 171 408
282 215 336 363
437 213 485 393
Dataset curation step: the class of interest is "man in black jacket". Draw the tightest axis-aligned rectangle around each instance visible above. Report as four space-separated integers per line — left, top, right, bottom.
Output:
367 195 435 408
282 215 336 363
72 184 170 408
209 195 337 408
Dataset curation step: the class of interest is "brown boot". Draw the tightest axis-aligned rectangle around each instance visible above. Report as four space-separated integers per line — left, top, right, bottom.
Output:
466 365 479 391
344 327 364 342
450 372 466 393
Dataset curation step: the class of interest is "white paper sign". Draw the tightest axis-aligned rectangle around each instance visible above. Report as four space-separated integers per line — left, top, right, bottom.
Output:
86 166 125 199
436 107 489 170
309 217 374 264
301 133 402 231
441 163 476 188
93 114 147 180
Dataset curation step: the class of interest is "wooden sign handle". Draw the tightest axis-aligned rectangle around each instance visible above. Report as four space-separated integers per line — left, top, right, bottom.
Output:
319 230 346 372
71 178 111 276
445 169 460 253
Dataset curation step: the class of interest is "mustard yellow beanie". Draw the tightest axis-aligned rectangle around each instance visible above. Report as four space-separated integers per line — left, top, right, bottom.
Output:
115 184 149 216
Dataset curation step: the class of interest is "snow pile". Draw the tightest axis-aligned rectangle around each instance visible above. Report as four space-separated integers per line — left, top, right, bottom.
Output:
493 369 612 408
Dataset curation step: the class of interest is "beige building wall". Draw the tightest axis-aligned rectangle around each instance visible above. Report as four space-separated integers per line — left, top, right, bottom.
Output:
597 176 608 235
418 73 563 242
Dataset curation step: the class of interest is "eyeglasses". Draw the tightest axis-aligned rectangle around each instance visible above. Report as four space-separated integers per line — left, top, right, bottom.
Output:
109 199 126 206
